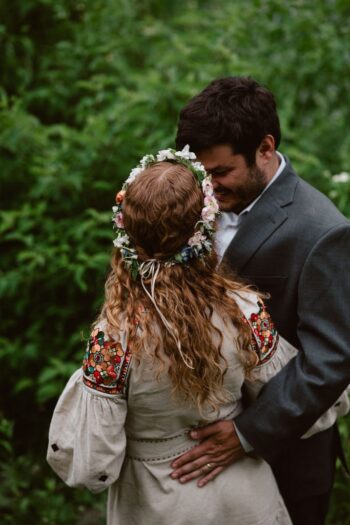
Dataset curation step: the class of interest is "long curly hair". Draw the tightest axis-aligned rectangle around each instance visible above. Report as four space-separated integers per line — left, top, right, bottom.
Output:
99 162 257 412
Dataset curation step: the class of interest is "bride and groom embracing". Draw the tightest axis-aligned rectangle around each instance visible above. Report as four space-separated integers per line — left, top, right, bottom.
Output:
47 77 350 525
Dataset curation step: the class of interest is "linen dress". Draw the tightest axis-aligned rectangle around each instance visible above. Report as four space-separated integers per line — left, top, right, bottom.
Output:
47 292 349 525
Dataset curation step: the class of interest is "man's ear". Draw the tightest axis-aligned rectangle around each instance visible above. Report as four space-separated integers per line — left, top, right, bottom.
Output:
257 135 275 163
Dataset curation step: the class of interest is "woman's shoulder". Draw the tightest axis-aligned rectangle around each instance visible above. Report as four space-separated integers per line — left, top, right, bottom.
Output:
230 289 261 314
228 289 269 323
82 321 132 396
230 290 279 363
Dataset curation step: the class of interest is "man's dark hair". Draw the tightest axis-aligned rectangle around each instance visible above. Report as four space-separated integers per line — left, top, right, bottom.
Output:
175 76 281 166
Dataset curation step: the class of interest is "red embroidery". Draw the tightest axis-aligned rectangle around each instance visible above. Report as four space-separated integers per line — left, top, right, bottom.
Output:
82 328 132 395
242 300 279 363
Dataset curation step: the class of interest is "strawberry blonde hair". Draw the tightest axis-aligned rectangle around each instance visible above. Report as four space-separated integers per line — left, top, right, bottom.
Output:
99 162 257 412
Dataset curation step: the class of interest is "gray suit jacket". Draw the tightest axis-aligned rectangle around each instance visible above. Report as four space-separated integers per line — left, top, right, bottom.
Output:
225 157 350 476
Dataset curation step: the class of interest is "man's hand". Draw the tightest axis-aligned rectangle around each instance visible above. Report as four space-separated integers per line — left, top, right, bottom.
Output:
170 420 245 487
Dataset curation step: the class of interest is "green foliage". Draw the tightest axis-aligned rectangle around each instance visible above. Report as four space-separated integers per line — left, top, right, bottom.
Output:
328 418 350 525
1 0 349 523
0 416 105 524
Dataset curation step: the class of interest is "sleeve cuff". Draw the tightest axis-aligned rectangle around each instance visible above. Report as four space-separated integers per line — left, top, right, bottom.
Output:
233 420 254 452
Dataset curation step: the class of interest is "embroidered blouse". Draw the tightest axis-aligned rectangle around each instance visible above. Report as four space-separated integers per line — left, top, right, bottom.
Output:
47 292 349 495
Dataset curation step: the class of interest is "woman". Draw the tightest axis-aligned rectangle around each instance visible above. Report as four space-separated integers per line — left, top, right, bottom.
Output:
47 146 301 524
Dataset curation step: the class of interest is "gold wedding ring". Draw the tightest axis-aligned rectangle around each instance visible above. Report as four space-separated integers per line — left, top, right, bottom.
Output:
202 462 214 472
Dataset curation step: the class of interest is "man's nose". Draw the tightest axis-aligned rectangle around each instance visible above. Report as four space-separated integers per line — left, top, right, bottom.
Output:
211 177 221 190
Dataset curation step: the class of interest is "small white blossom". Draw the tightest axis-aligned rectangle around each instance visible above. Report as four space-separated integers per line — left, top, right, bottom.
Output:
112 205 118 213
332 172 350 183
192 161 207 174
126 167 143 184
202 206 216 223
204 195 219 213
113 234 130 248
156 149 176 161
202 176 214 196
175 144 196 160
140 154 155 168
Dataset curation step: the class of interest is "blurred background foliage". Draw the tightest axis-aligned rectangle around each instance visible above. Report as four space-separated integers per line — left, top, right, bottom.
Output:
1 0 349 523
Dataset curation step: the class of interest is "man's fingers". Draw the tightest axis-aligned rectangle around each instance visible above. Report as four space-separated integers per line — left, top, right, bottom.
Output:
171 421 236 469
171 452 231 480
170 420 245 484
197 466 225 487
171 447 245 482
171 455 212 478
171 443 211 469
178 461 220 484
178 465 206 484
189 421 224 441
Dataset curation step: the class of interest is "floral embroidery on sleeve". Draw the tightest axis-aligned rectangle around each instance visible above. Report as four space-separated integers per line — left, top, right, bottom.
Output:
82 328 132 395
242 300 279 364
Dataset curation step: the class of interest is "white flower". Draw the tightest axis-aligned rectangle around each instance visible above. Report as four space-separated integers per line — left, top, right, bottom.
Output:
175 144 196 160
201 206 216 223
113 234 129 248
156 149 176 162
204 195 219 213
202 176 214 196
188 230 207 247
332 172 350 183
140 154 155 168
192 161 207 174
126 167 143 185
112 205 118 213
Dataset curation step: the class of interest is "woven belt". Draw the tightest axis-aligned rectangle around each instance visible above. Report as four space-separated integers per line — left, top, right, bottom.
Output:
125 403 242 462
126 431 198 462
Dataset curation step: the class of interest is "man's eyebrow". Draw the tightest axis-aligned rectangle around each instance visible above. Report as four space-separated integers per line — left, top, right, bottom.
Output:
209 165 233 174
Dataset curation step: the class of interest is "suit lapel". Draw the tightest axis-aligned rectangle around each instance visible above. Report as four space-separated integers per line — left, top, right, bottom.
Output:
222 159 299 272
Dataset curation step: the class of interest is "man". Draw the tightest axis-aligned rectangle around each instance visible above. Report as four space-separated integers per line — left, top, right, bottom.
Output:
171 77 350 525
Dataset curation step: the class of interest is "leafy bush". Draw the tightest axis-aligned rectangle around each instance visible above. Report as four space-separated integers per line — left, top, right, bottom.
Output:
1 1 349 523
0 416 106 524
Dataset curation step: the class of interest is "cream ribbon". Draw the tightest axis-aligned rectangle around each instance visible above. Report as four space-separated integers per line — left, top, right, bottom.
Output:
138 260 194 369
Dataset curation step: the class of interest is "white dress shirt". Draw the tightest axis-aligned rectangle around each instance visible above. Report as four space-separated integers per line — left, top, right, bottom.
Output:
215 152 286 451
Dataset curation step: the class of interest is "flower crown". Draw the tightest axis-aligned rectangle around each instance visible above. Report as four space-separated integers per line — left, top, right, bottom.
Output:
112 145 220 279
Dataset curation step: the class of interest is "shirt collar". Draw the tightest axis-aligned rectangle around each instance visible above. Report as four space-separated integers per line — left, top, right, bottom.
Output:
242 151 285 213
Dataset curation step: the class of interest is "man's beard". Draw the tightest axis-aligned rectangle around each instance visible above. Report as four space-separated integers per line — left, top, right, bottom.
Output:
216 166 268 214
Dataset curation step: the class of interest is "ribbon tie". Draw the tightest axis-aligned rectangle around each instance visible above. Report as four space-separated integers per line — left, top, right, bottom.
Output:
138 260 194 369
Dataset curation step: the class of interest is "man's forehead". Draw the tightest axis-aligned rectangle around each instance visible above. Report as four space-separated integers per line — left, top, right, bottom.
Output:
197 144 241 168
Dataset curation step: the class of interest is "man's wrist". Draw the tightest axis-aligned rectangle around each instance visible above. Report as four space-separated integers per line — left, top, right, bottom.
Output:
233 420 254 452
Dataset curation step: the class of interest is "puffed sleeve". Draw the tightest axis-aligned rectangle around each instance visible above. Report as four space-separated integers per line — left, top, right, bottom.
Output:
47 324 132 493
236 292 350 438
235 291 299 398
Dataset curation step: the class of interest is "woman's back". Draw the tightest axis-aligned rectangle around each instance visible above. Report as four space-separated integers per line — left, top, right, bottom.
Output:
126 308 244 439
48 293 292 525
47 147 292 524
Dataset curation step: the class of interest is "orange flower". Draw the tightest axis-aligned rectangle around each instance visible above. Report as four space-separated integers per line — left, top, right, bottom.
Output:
115 190 126 204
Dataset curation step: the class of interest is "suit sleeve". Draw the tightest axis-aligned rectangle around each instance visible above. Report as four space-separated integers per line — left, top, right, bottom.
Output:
234 223 350 463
